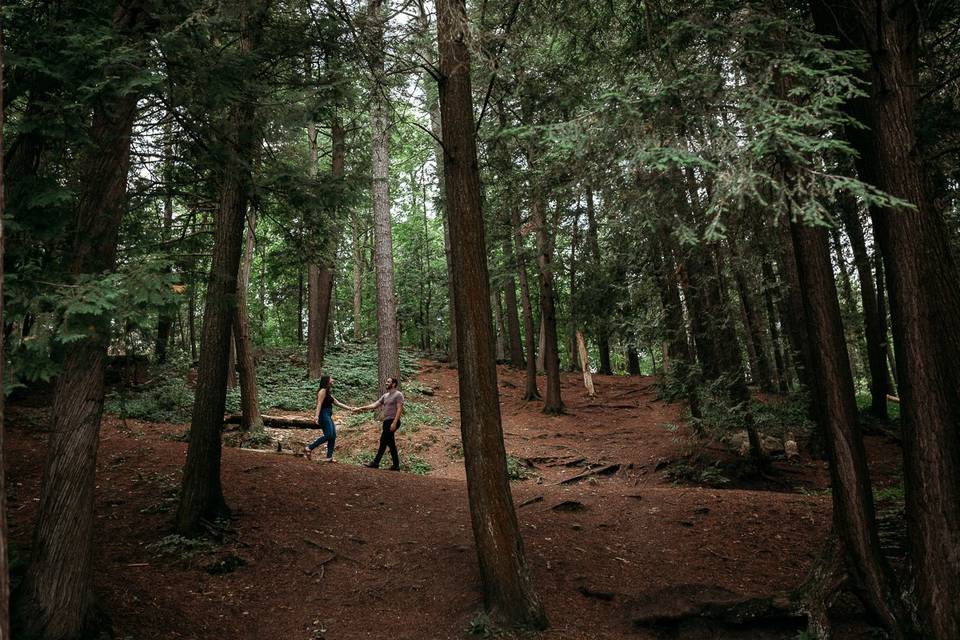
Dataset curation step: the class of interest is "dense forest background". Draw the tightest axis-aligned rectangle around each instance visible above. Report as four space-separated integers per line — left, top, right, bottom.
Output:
1 0 960 638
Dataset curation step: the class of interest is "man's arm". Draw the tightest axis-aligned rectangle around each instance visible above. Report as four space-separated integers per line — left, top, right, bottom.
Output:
353 395 383 413
391 395 404 431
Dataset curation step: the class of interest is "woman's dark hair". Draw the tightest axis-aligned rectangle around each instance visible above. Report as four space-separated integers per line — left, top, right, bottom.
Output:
318 375 332 392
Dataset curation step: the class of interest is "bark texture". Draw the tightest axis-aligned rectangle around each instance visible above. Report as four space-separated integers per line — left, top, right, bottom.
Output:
812 2 960 634
530 190 563 414
233 210 262 432
0 26 9 640
436 0 548 627
16 40 140 638
177 0 264 536
512 207 540 400
790 221 910 637
369 0 399 392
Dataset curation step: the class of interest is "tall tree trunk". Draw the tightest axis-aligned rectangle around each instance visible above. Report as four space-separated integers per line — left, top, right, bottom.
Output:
502 237 525 368
177 0 264 537
813 3 960 634
626 339 641 376
233 210 262 432
790 220 911 638
512 208 540 400
426 70 456 365
730 242 774 392
830 226 862 385
652 230 701 419
16 83 139 639
760 260 790 393
839 198 889 418
583 187 611 374
530 189 563 414
155 117 176 364
352 212 363 340
0 26 10 640
369 0 399 391
567 201 580 371
436 0 548 626
307 113 343 376
493 289 507 361
874 251 896 391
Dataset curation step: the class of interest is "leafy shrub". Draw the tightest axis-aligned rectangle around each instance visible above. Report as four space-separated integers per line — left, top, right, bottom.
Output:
106 376 195 423
506 455 529 481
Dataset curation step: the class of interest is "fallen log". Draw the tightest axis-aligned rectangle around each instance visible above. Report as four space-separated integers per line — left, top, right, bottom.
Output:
224 414 318 428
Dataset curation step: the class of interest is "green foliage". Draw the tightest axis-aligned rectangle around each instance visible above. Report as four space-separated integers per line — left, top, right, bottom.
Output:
146 534 219 560
106 375 195 423
467 612 499 637
506 455 530 481
855 394 901 422
663 461 731 487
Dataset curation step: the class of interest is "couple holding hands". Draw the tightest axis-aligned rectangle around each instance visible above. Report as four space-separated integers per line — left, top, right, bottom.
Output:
304 374 404 470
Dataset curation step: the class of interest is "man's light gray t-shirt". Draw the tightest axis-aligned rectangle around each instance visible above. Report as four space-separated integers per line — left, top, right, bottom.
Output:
376 390 404 420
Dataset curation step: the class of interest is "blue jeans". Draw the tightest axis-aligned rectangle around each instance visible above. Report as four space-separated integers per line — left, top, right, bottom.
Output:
308 408 336 459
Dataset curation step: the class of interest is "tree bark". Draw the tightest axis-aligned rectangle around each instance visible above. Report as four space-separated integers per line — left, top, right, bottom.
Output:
502 236 525 368
512 208 540 400
493 289 507 361
307 113 342 376
789 220 911 637
839 198 890 419
813 3 960 634
176 0 264 537
761 259 790 393
233 209 262 432
874 251 896 391
16 59 139 640
530 189 563 414
567 201 581 371
352 212 363 340
730 243 774 392
436 0 548 627
369 0 399 392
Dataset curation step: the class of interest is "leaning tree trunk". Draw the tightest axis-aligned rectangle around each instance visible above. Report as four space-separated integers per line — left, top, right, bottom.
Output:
369 0 399 391
511 207 540 400
813 3 960 635
530 188 563 414
436 0 548 626
233 209 263 432
790 220 911 638
839 197 889 419
16 90 139 639
177 1 263 536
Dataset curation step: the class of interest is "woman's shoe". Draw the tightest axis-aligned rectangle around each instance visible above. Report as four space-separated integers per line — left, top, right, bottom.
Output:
323 457 336 463
303 446 312 460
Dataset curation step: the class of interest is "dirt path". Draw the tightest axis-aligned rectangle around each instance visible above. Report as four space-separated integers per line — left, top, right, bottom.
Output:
6 363 861 639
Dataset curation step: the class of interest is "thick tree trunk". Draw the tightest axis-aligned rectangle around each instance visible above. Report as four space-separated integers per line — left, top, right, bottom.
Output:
530 190 563 414
840 199 889 419
369 0 399 391
427 78 456 365
16 89 138 639
790 221 911 637
307 114 342 376
814 3 960 635
233 210 262 432
512 208 540 400
436 0 548 626
177 1 264 536
626 341 641 376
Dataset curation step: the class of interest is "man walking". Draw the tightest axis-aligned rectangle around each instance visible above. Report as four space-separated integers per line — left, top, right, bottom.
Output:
353 377 404 470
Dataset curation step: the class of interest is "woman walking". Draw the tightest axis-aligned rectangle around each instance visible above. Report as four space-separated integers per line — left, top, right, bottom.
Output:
305 375 354 462
353 377 404 470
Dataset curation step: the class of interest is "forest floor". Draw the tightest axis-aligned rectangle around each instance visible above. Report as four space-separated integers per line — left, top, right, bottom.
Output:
5 360 904 640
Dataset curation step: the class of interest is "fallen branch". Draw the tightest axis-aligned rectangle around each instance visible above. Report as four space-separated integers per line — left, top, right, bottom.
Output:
558 463 621 485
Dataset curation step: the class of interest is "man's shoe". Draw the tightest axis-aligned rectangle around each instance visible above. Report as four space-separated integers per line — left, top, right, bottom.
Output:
389 465 400 471
366 462 379 469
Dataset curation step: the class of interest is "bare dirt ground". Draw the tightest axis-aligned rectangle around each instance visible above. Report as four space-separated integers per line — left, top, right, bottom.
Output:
7 362 899 639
